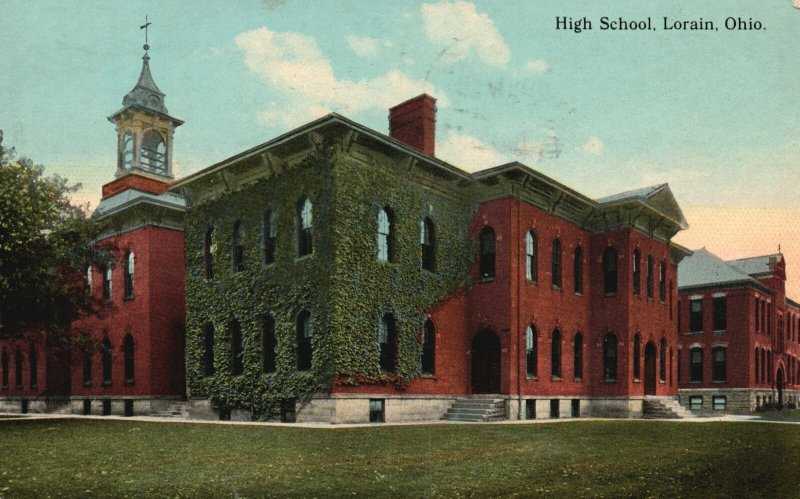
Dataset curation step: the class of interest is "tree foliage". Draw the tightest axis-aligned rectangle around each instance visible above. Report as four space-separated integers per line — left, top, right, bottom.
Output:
0 140 104 338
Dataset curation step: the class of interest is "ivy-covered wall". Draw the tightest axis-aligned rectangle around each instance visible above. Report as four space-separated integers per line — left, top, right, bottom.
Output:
183 144 474 418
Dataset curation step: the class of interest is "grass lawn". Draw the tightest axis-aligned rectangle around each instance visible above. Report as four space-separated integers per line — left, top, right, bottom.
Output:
756 409 800 422
1 419 799 498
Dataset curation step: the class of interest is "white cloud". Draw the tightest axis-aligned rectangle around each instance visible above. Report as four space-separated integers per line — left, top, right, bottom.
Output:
525 58 549 73
421 1 511 67
236 27 447 129
347 35 380 58
437 130 508 171
582 136 604 156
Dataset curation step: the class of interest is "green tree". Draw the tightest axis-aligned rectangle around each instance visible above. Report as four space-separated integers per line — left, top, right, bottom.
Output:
0 136 105 339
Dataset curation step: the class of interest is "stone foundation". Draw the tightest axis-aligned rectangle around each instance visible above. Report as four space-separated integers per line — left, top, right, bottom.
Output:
678 388 800 414
0 397 185 417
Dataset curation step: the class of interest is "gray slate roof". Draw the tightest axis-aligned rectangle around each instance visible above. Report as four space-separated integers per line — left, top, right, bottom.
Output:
677 248 761 289
121 53 168 115
728 254 782 277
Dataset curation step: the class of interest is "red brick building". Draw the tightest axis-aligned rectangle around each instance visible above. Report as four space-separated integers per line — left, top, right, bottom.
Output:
1 49 694 422
677 249 800 413
0 47 187 416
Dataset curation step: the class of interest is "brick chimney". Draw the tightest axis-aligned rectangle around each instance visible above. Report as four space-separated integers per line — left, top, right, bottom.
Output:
389 94 436 156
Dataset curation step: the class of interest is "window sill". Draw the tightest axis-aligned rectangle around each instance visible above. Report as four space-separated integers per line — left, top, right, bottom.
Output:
124 295 134 301
526 375 538 381
713 380 727 384
102 381 111 387
125 379 134 386
689 330 703 335
574 292 583 297
713 330 726 334
604 293 617 298
602 379 617 383
30 384 37 389
551 376 562 382
660 380 666 384
552 285 562 292
295 254 313 262
689 381 702 384
83 382 92 387
633 379 641 383
479 277 495 283
526 279 537 286
14 385 22 390
647 298 654 303
574 378 582 383
420 373 436 379
660 301 666 305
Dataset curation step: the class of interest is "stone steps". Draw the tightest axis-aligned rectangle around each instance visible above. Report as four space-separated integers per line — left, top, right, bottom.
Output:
642 398 693 419
151 403 187 419
443 397 505 422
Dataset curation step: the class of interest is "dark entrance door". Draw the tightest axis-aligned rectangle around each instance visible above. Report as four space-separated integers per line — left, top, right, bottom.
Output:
644 342 657 395
471 329 501 393
777 368 784 409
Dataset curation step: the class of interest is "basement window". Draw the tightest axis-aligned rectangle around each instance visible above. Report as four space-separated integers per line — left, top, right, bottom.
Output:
689 396 703 411
712 396 727 411
550 399 559 418
369 399 385 423
525 399 536 420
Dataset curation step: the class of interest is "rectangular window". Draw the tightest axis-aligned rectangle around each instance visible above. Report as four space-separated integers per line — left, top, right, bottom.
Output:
369 399 385 423
712 348 726 382
689 396 703 411
690 348 703 383
689 299 703 332
280 398 297 423
755 297 760 332
525 399 536 420
571 399 580 418
712 396 727 411
549 399 559 418
713 297 726 331
103 266 112 302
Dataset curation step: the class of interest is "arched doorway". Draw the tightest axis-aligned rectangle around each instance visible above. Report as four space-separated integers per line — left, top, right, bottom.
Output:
644 342 657 395
471 329 501 394
777 367 785 409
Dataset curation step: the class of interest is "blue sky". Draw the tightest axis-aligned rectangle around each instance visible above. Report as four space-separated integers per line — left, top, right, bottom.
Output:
3 0 800 294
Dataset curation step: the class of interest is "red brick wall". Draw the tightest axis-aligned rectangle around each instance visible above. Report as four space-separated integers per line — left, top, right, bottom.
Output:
71 226 185 398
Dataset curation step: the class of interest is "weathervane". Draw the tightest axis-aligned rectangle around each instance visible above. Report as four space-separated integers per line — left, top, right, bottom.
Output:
141 15 152 52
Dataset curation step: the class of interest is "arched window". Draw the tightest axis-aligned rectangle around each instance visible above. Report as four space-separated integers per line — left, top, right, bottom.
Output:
525 231 537 282
755 348 760 384
29 344 37 388
141 130 167 174
262 314 276 374
690 347 703 383
551 239 562 288
297 198 313 257
659 260 667 302
0 350 8 388
296 310 313 371
232 221 244 272
633 333 641 380
203 323 215 376
573 247 583 294
632 249 641 296
378 314 397 372
204 227 215 279
262 209 276 265
14 347 22 389
551 329 562 378
82 348 92 385
646 254 654 300
603 247 618 295
659 338 667 382
479 227 496 279
761 348 766 384
421 217 436 272
526 325 538 376
103 266 112 302
1 350 7 388
102 336 112 385
713 346 726 382
377 208 394 262
421 319 435 375
573 332 583 380
603 334 617 381
123 334 134 383
121 131 134 170
230 321 243 376
124 251 135 298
